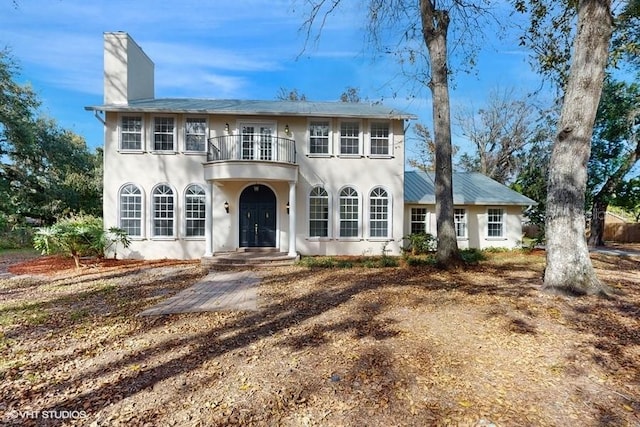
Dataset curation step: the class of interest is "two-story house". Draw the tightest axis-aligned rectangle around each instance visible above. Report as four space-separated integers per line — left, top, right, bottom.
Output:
86 32 534 261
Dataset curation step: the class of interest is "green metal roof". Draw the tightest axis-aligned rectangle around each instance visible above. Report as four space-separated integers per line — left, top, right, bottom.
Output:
405 171 537 206
85 98 417 120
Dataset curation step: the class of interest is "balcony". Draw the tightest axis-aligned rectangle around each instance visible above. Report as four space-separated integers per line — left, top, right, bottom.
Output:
204 134 298 183
207 135 296 164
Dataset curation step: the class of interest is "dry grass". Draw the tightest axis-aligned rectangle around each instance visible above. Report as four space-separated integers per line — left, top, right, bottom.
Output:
0 251 639 426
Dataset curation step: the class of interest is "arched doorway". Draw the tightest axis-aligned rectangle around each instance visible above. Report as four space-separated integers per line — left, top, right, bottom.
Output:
239 184 276 247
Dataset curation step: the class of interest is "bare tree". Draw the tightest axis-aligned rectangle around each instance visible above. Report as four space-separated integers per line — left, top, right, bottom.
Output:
408 123 458 172
276 87 307 101
299 0 497 266
456 87 540 184
340 86 361 103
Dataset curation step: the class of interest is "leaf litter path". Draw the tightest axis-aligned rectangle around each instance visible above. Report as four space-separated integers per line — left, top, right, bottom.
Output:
139 270 259 315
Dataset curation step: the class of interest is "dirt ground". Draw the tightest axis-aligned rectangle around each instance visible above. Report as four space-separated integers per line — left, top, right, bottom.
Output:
0 250 639 426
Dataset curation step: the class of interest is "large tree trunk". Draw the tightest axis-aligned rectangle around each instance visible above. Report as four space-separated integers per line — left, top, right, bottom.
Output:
544 0 614 296
588 197 608 246
420 0 461 266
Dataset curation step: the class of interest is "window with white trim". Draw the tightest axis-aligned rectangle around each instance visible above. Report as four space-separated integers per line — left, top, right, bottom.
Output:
487 208 505 238
410 208 427 234
309 120 330 154
339 121 360 155
153 184 174 237
309 186 329 237
120 116 143 150
153 117 176 151
119 184 142 237
369 187 390 238
339 187 359 238
370 122 390 156
454 208 467 238
185 185 206 237
185 118 207 152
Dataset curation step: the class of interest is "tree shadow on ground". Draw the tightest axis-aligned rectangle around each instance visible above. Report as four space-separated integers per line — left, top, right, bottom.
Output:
4 251 638 425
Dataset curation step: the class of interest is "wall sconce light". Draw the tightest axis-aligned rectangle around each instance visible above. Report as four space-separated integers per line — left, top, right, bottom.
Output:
224 123 230 133
224 201 229 213
284 124 290 135
286 201 290 215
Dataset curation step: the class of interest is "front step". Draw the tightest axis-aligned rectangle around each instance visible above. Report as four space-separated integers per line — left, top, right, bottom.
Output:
201 250 299 268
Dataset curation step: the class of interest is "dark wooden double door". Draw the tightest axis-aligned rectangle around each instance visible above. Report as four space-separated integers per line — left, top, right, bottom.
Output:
239 184 276 247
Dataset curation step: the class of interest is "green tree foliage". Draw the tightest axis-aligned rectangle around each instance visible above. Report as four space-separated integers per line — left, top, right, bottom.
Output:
610 0 640 67
587 77 640 245
33 214 130 268
611 177 640 221
0 50 101 228
511 139 552 229
0 48 39 159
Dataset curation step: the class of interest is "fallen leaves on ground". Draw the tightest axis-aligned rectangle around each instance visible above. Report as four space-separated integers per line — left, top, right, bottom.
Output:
0 251 639 426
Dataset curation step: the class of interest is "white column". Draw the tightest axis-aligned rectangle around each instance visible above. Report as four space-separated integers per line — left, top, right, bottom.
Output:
204 181 213 257
288 181 297 257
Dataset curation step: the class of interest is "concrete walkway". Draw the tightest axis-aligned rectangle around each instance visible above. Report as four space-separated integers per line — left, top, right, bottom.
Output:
139 270 259 316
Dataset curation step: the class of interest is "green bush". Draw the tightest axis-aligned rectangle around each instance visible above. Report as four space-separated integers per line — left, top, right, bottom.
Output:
460 248 486 264
33 214 130 268
402 232 436 255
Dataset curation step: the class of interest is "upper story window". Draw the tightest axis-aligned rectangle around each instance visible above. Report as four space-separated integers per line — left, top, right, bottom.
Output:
119 184 142 237
185 184 206 237
339 121 361 156
454 208 467 238
185 118 207 152
152 184 175 237
410 207 427 235
339 187 359 238
120 116 143 151
487 208 505 238
153 116 176 152
370 122 390 156
309 120 330 155
309 186 329 238
369 186 391 239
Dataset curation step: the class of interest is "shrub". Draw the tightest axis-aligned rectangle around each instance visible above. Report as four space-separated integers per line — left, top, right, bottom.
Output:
402 232 436 255
460 248 486 264
33 214 130 268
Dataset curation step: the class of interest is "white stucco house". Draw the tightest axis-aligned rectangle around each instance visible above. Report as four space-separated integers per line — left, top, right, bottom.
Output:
86 32 535 261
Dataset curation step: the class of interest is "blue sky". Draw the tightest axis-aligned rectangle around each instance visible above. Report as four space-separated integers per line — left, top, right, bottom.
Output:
0 0 549 159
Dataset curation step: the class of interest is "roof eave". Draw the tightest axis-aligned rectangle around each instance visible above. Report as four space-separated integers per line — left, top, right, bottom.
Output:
84 104 417 120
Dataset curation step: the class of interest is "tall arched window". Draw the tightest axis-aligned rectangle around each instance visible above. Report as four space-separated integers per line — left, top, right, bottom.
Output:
119 184 142 237
369 187 390 238
309 186 329 237
152 184 175 237
185 185 206 237
339 187 359 238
